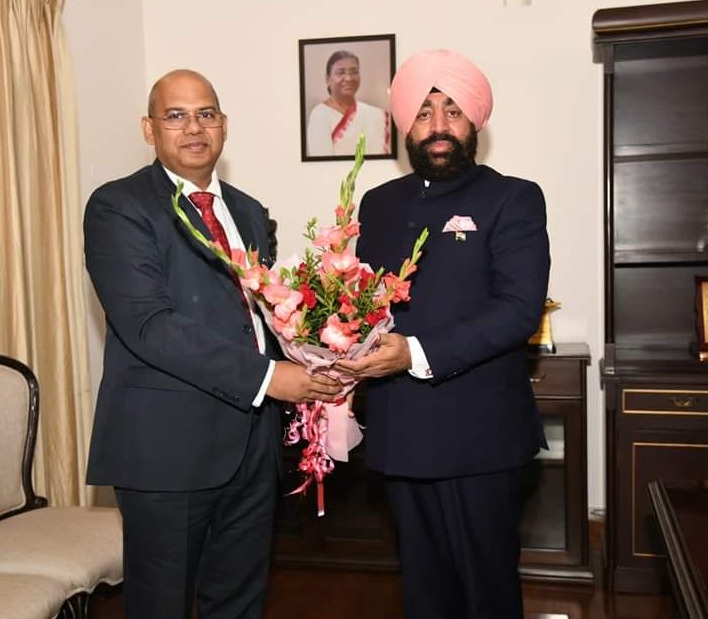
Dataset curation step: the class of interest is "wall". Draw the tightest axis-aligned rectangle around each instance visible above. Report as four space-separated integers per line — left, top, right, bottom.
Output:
63 0 150 403
64 0 684 511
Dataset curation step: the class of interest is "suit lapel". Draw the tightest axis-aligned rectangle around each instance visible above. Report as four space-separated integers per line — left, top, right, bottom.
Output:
149 162 244 304
221 182 259 255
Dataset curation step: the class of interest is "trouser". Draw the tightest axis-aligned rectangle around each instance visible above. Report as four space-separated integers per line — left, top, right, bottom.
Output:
115 413 278 619
387 467 524 619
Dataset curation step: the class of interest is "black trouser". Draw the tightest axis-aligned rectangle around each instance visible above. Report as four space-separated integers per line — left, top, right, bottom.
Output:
387 467 524 619
115 414 278 619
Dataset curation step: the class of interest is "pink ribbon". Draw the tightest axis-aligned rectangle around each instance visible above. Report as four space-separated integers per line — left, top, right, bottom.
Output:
255 295 393 516
285 400 337 516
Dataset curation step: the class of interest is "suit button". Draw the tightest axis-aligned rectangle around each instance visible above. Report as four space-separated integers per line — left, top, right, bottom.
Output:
242 325 254 334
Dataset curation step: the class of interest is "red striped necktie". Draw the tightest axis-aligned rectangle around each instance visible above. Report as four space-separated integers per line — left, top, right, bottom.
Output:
189 192 231 256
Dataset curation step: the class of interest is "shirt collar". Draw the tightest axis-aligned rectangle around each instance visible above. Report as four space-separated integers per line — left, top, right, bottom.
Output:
162 166 223 202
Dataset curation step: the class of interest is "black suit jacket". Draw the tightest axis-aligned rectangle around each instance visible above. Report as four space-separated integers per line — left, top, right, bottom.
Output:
84 161 281 491
357 164 550 478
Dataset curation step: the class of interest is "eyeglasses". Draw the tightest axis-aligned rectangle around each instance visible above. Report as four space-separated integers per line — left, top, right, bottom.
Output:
151 109 225 130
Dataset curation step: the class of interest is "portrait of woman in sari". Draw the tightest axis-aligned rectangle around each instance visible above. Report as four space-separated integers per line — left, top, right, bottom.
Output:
306 50 391 157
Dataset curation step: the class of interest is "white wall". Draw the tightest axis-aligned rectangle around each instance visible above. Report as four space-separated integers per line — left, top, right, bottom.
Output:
63 0 150 402
64 0 684 511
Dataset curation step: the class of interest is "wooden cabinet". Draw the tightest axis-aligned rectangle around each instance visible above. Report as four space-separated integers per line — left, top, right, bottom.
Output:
593 1 708 593
522 343 593 583
272 344 592 584
602 375 708 592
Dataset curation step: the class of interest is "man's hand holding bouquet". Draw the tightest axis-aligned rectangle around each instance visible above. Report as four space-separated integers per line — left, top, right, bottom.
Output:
172 136 428 515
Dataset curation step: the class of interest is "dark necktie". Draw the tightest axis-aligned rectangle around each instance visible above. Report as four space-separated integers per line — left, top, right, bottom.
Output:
189 191 258 349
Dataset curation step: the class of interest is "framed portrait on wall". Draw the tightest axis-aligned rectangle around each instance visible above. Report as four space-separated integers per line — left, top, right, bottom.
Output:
299 34 397 162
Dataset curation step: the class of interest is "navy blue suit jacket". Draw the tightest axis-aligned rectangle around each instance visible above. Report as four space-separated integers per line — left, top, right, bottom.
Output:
357 163 550 478
84 161 281 491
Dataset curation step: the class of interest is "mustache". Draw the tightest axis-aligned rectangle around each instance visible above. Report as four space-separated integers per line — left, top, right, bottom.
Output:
419 132 462 149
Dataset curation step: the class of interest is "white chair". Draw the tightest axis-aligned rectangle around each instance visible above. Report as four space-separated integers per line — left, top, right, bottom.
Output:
0 355 123 619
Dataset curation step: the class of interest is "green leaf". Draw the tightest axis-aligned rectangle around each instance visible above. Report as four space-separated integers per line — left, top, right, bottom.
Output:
339 134 366 209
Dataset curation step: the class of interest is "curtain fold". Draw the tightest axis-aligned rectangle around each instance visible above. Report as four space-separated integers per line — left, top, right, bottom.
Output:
0 0 94 506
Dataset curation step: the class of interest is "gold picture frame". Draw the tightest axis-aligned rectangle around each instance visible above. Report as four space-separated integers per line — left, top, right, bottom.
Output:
693 276 708 361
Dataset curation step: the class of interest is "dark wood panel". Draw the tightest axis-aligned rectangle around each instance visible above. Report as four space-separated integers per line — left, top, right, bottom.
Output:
624 388 708 415
605 387 708 593
520 459 565 551
593 1 708 39
631 442 708 557
528 356 582 397
613 265 708 348
613 159 708 255
614 54 708 148
649 479 708 619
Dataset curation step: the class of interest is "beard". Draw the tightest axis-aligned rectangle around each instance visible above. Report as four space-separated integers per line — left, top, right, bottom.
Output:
405 130 477 182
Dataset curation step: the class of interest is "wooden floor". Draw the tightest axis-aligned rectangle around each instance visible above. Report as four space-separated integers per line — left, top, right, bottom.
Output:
90 572 677 619
90 522 678 619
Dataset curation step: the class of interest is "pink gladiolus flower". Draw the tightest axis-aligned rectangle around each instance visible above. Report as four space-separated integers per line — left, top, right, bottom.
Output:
230 249 247 269
399 258 419 280
312 222 360 250
240 265 267 292
320 248 359 278
273 310 306 341
319 314 361 353
263 284 304 321
313 226 347 249
382 274 412 303
344 221 360 239
338 294 357 317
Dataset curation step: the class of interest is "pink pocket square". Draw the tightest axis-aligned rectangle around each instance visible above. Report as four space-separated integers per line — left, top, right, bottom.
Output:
442 215 477 233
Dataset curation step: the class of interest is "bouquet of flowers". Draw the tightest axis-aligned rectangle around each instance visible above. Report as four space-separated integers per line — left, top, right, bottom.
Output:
172 136 428 515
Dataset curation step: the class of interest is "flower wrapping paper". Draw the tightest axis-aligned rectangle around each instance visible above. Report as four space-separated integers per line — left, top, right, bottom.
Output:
256 296 394 461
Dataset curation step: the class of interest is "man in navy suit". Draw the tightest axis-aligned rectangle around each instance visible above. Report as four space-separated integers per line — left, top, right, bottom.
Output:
84 69 340 619
337 50 550 618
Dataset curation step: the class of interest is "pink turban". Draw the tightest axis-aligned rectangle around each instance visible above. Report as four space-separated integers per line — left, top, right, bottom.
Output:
389 49 493 135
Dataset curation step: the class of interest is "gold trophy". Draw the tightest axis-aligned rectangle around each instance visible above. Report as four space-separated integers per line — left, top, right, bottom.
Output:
528 298 561 353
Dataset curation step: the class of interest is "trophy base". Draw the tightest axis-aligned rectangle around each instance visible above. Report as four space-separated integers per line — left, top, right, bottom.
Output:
689 341 708 361
528 342 556 354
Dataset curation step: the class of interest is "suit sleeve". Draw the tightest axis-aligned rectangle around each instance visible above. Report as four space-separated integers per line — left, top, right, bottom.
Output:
418 182 550 383
84 184 270 410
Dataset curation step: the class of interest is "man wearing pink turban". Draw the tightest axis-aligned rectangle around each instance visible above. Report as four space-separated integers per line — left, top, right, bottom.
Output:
337 49 550 619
